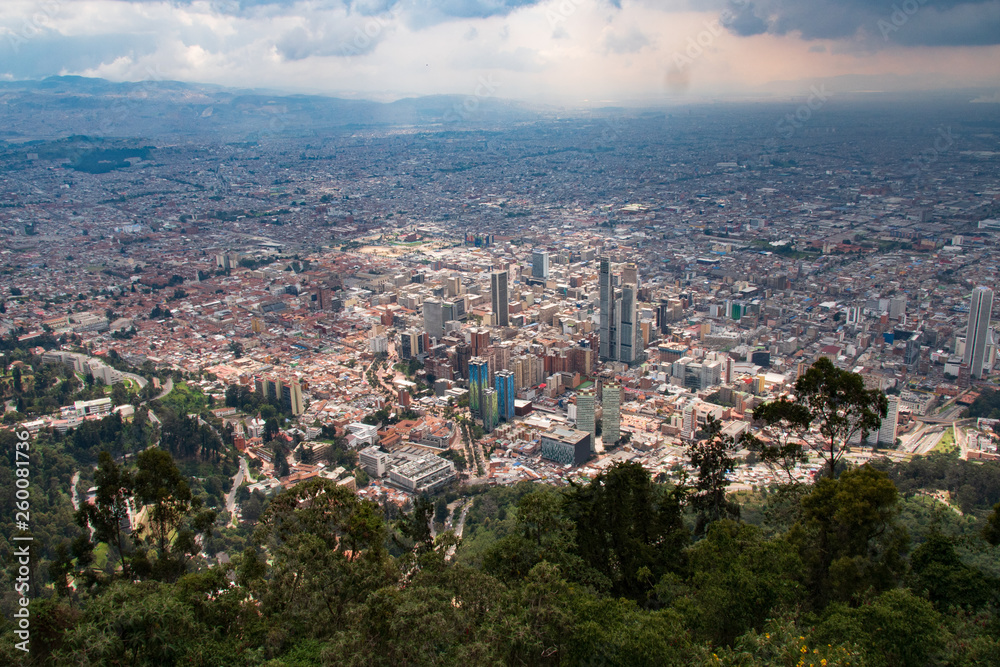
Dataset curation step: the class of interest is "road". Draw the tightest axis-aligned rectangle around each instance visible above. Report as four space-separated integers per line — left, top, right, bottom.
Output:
70 471 80 511
122 372 147 389
445 500 472 561
916 404 965 424
225 457 250 521
152 377 174 401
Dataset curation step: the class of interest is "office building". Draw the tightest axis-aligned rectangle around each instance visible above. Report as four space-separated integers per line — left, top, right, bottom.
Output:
540 427 591 466
423 297 444 340
618 283 639 364
280 380 305 416
599 256 615 361
359 446 389 478
576 389 596 452
491 270 509 327
399 329 426 360
483 387 499 433
254 376 305 416
468 356 489 418
532 249 549 280
603 382 621 445
877 395 900 446
622 262 638 287
496 370 515 421
599 256 643 365
964 286 993 379
388 456 457 494
682 404 697 440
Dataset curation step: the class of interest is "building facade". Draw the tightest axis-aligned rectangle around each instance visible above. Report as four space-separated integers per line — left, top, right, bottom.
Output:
468 356 489 419
496 369 515 422
491 270 509 327
576 389 596 453
603 382 621 445
540 427 591 466
965 286 994 379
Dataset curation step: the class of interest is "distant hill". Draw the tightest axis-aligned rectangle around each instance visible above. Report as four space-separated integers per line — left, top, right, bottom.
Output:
0 76 541 141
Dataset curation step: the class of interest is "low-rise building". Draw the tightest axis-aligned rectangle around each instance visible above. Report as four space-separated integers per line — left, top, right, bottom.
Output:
388 455 456 493
539 427 591 466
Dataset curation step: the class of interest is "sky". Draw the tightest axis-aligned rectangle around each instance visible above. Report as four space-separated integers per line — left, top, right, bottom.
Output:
1 0 999 105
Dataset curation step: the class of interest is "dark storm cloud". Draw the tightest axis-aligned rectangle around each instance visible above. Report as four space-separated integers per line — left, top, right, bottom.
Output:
719 0 1000 46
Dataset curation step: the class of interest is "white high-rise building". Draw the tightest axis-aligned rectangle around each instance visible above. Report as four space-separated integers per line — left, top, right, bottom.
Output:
423 298 444 340
682 404 697 440
531 249 549 280
877 395 900 446
964 286 994 379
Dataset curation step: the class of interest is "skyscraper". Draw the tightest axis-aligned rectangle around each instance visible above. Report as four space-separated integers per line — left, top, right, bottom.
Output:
423 297 444 340
576 389 596 452
483 387 499 433
618 283 639 364
468 357 489 418
682 404 696 440
877 395 900 446
622 262 638 287
964 286 993 379
602 382 621 445
599 257 616 361
600 257 642 365
532 249 549 280
496 369 515 422
491 270 509 327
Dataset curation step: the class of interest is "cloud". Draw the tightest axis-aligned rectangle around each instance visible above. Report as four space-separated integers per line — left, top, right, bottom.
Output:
0 32 157 79
603 26 651 54
718 0 1000 47
273 9 398 59
970 90 1000 102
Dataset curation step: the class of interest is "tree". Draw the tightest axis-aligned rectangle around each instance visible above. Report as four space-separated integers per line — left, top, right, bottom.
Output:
111 381 129 407
252 479 391 639
788 466 908 607
563 461 688 599
679 520 803 646
910 531 994 610
55 581 200 666
273 443 290 478
748 357 888 479
984 501 1000 546
264 417 279 442
742 398 811 484
812 588 948 667
396 495 434 554
434 496 449 524
75 451 135 579
133 448 195 580
686 415 741 535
